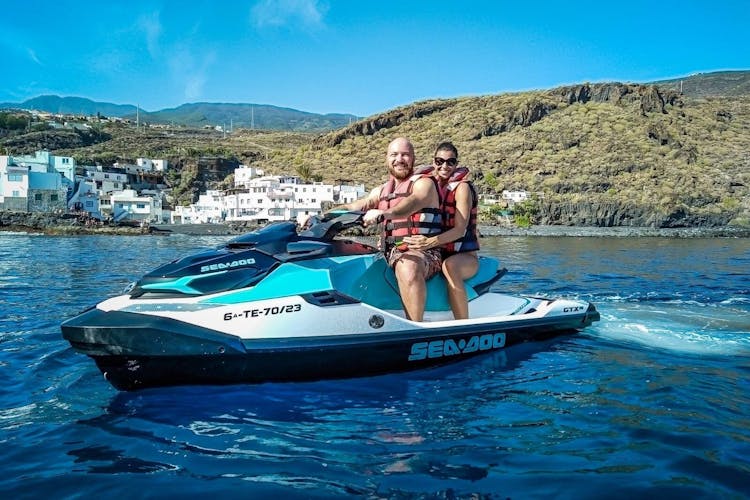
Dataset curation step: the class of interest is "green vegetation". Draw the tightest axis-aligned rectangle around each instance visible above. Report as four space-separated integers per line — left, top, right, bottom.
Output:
0 112 28 131
512 199 539 228
1 72 749 227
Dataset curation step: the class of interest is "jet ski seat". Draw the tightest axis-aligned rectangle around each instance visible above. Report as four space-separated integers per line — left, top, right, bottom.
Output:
338 255 503 312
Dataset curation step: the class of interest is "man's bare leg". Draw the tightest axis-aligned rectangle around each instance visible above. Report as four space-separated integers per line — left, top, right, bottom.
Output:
394 255 427 321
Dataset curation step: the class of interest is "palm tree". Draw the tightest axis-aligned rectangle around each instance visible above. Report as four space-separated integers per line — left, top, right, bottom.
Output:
294 163 312 183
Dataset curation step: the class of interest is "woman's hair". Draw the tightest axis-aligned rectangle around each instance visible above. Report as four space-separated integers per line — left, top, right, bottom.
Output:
434 141 458 158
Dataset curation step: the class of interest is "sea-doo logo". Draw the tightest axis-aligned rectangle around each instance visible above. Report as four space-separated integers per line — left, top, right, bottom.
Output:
408 333 506 361
201 258 256 273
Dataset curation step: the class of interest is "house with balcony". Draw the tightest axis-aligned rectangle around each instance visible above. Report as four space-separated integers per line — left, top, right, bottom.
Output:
85 166 129 194
109 189 164 223
0 152 73 212
171 172 365 226
111 161 166 191
172 190 224 224
136 158 169 172
71 188 102 219
223 175 336 225
501 190 529 204
234 164 265 188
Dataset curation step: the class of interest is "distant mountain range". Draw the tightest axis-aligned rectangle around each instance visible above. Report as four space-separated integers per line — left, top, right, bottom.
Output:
0 96 359 132
2 70 748 132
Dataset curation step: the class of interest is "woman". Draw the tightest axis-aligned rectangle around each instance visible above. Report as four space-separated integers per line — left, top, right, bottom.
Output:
403 141 479 319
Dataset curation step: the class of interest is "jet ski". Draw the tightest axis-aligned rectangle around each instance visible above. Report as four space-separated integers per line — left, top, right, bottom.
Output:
61 211 600 391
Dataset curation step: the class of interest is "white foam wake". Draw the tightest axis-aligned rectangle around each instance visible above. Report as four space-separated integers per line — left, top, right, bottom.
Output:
586 303 750 356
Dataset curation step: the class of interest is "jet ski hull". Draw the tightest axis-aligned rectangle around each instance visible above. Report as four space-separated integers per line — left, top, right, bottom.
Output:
62 300 599 391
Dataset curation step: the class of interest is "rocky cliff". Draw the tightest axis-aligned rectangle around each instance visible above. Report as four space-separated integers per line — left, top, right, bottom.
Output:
537 199 738 228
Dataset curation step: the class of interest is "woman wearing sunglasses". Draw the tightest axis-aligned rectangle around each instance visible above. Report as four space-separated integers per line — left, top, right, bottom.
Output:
403 142 479 319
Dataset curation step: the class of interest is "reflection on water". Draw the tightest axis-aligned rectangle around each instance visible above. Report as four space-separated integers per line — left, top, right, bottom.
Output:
1 234 749 497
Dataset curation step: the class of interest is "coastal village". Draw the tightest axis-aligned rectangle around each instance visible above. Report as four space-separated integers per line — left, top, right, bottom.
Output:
0 114 530 231
0 147 370 228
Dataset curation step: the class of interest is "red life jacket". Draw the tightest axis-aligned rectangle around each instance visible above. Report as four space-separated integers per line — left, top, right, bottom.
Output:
440 167 479 254
377 169 442 251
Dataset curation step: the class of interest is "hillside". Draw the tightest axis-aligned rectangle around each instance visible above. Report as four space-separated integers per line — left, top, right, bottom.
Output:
0 95 357 132
251 81 749 227
2 71 749 228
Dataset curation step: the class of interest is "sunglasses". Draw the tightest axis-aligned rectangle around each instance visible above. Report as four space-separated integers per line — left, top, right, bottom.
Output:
434 157 458 167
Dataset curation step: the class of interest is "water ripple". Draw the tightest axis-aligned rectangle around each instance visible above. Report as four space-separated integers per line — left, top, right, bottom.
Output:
1 234 749 497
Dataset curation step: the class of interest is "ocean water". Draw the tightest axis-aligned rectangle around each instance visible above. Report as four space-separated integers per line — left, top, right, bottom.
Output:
1 233 749 498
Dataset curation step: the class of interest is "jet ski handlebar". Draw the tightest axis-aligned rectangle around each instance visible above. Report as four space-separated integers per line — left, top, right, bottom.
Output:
298 210 366 241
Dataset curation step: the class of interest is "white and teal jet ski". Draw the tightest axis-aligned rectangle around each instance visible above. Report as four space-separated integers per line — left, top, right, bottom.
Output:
61 211 600 391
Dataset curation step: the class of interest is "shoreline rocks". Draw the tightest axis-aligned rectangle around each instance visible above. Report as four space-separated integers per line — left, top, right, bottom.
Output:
1 211 749 238
477 225 750 238
0 210 147 235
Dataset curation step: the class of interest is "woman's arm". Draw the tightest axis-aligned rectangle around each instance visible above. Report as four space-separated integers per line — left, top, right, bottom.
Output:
402 182 473 249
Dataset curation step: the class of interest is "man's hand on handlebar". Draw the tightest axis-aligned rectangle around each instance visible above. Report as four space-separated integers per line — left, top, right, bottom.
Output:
300 214 320 230
363 209 385 227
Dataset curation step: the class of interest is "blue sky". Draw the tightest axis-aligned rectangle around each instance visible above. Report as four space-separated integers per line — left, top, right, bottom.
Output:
2 1 748 117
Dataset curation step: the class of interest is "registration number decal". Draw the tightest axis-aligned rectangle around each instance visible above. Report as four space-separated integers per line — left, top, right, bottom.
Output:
223 304 302 321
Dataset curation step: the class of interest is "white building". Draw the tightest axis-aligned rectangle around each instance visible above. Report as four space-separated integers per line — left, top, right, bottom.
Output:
171 174 365 226
335 183 366 205
0 152 72 212
172 190 225 224
227 175 335 225
85 167 128 194
72 189 102 218
10 150 76 182
234 164 265 188
0 158 30 211
136 158 154 172
109 189 164 223
136 158 169 172
501 190 529 203
153 159 168 172
224 176 295 223
63 165 129 219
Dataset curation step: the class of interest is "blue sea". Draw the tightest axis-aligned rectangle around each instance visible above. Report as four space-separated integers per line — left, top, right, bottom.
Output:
1 232 749 498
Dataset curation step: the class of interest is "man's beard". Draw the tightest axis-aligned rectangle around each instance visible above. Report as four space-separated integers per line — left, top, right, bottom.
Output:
388 162 413 181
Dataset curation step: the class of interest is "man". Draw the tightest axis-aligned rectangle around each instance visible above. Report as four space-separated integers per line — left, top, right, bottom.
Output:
340 137 442 321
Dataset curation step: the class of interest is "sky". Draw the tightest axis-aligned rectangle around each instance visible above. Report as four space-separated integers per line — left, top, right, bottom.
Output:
2 0 748 117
